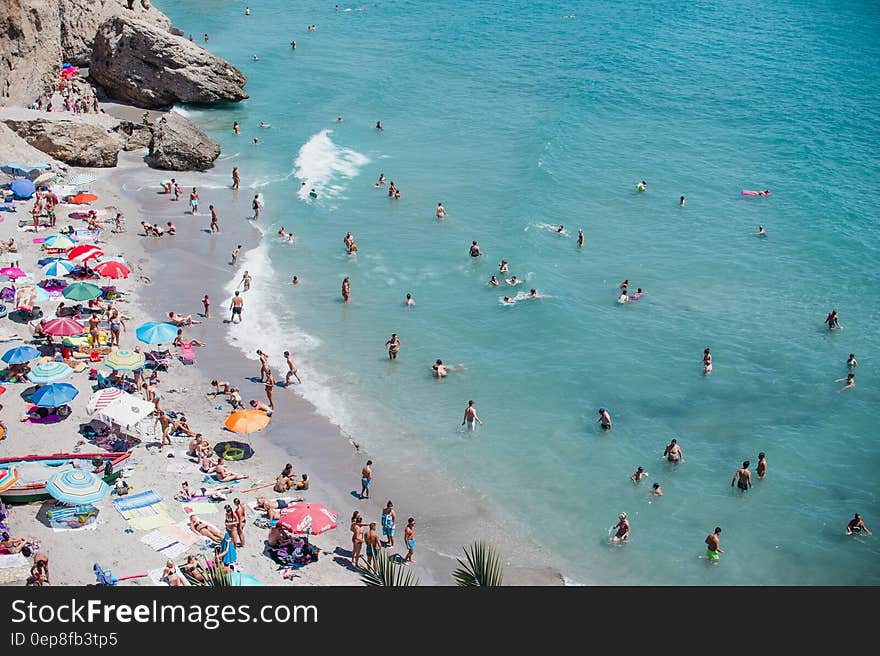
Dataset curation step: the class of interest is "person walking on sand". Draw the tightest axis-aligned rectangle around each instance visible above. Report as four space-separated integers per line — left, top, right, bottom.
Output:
231 245 241 266
360 460 373 499
154 411 172 451
342 277 351 302
210 205 219 233
264 370 275 410
257 349 270 382
284 351 302 385
350 512 368 569
381 500 396 547
403 518 416 563
462 400 483 430
230 291 244 324
232 166 240 190
385 333 401 360
202 294 210 319
731 460 752 492
365 522 382 571
233 498 246 547
705 527 724 561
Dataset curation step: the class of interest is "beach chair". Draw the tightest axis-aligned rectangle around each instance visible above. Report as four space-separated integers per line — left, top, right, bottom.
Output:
147 349 173 370
179 343 197 365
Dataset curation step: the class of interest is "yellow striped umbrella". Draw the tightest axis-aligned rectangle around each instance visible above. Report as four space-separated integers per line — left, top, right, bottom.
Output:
103 349 146 372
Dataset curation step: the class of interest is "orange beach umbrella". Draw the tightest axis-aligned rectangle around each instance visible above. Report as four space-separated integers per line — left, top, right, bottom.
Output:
224 410 270 434
70 193 98 204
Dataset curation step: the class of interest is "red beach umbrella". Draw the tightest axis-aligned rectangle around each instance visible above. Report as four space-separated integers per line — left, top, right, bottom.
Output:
67 244 104 263
93 260 130 279
70 193 98 204
277 503 339 536
40 317 86 337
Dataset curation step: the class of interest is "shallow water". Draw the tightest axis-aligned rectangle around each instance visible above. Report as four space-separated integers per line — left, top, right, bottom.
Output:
155 0 880 584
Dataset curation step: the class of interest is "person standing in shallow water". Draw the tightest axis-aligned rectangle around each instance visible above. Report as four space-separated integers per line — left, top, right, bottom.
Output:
756 452 767 479
462 400 483 430
731 460 752 492
230 291 244 324
342 277 351 302
705 527 724 561
385 333 401 360
231 166 240 190
597 408 612 431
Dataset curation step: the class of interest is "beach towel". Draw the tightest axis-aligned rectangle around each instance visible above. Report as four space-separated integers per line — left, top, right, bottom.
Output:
189 519 224 543
180 501 219 515
123 504 174 531
51 519 99 533
148 566 191 587
202 476 240 485
112 490 162 512
247 497 300 516
159 520 201 547
0 553 31 584
141 530 192 559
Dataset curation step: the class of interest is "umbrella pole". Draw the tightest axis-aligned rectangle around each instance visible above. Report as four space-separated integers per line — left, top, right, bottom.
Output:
241 481 275 494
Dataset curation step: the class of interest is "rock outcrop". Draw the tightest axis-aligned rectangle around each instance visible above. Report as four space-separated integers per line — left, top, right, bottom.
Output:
149 111 220 171
90 17 248 109
0 108 155 167
0 0 62 107
60 0 172 67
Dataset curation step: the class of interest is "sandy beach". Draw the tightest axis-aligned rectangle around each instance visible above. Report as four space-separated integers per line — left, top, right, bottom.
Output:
0 130 563 586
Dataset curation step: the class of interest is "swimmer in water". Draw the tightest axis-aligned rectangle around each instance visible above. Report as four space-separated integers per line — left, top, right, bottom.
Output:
680 195 686 206
405 293 414 307
432 359 449 378
259 122 269 128
617 291 629 304
556 225 564 233
502 296 516 304
436 202 445 219
376 121 383 130
291 276 299 285
630 288 645 300
528 288 538 298
233 122 240 135
663 438 683 462
652 483 663 496
847 353 858 369
731 461 752 492
253 54 259 61
824 309 843 331
756 452 767 479
499 260 509 274
505 276 520 286
703 348 713 374
577 228 584 248
846 513 872 536
619 280 629 293
469 241 482 257
834 372 856 391
597 408 612 431
375 173 386 186
611 513 630 543
252 137 259 145
630 466 648 483
636 180 647 192
753 226 766 236
278 227 287 238
488 275 499 286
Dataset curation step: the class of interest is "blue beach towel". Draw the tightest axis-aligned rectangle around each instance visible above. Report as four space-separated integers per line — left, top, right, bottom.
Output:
112 490 162 512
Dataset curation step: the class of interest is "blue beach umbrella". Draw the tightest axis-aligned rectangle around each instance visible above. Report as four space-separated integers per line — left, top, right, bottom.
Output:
26 163 51 171
46 470 108 505
41 259 76 276
135 322 178 345
31 382 78 407
2 345 41 364
10 179 36 199
27 361 73 384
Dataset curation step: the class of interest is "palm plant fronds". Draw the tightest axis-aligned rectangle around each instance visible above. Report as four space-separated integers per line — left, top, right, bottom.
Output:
452 541 504 587
360 549 420 586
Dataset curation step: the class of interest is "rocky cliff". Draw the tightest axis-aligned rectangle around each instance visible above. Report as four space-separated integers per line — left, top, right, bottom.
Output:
90 16 248 108
0 0 62 107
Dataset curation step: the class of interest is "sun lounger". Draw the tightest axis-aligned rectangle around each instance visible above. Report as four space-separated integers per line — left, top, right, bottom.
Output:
147 350 172 370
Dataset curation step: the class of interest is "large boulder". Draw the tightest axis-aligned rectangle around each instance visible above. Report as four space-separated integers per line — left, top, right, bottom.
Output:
0 0 62 107
90 16 248 109
149 111 220 171
60 0 172 67
0 108 129 167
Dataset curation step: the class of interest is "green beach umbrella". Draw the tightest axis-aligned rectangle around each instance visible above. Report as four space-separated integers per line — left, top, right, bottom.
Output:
27 361 73 384
62 281 103 301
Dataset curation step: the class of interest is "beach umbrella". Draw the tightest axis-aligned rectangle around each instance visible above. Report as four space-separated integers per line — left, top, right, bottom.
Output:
96 394 154 429
224 410 270 434
31 171 56 185
135 322 178 345
278 503 339 536
62 281 102 301
14 285 51 305
103 349 145 372
26 163 51 171
86 387 125 415
0 163 27 177
10 179 35 199
70 193 98 204
44 235 77 250
40 259 76 276
93 261 130 280
31 382 78 407
95 255 124 265
0 267 26 279
27 361 73 384
67 244 103 263
1 345 41 364
46 470 108 505
214 440 256 461
0 467 19 493
40 317 86 337
66 173 96 187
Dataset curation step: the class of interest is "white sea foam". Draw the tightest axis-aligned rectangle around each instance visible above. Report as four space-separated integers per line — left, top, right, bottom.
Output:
293 129 369 201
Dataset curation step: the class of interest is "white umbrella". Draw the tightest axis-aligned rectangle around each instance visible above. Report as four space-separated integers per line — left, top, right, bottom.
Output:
32 171 57 186
96 394 155 430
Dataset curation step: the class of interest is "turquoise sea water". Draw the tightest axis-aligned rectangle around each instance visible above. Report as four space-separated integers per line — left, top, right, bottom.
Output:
156 0 880 584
